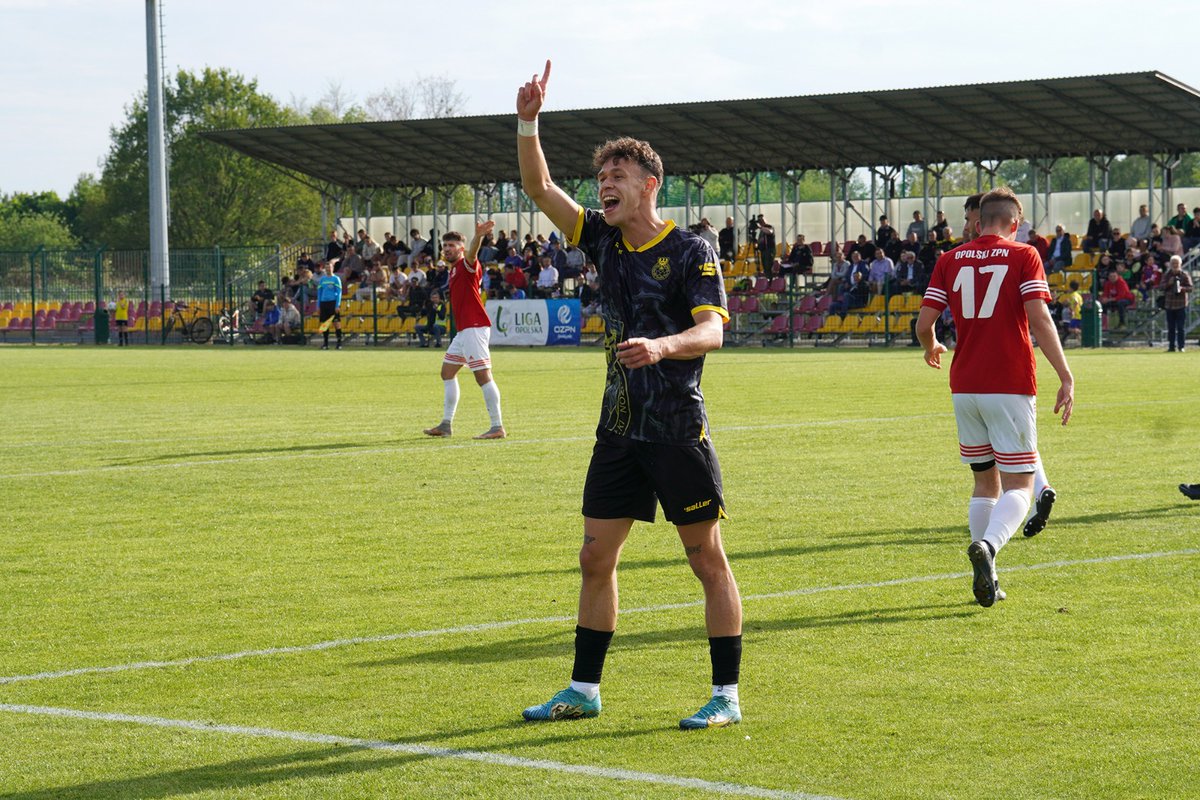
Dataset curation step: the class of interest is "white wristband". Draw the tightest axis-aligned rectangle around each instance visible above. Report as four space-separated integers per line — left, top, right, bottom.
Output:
517 117 538 137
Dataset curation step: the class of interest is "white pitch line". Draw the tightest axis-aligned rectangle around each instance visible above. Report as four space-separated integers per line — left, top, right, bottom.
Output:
2 548 1194 687
0 703 843 800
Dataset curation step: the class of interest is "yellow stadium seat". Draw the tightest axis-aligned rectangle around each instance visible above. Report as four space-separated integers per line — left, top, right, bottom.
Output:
1048 272 1065 288
398 317 416 334
583 315 604 334
819 316 843 334
865 295 886 313
304 317 320 333
1072 253 1098 269
903 295 923 312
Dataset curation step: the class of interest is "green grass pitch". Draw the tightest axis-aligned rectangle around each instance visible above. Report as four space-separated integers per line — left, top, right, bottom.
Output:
0 345 1195 799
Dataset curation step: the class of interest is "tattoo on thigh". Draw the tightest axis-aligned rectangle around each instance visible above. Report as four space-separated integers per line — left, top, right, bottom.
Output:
583 535 596 545
685 544 702 555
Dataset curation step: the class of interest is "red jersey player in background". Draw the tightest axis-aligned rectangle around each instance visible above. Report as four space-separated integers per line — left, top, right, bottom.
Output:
423 220 506 440
917 187 1074 607
962 194 1059 538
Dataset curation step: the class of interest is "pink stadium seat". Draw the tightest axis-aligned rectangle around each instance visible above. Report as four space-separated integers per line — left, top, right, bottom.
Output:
1 302 11 311
83 301 95 312
136 301 148 314
741 296 759 313
17 317 31 330
726 295 742 314
797 294 817 313
804 314 824 333
766 314 789 334
768 277 787 293
752 277 768 294
792 313 807 330
842 241 854 255
810 241 825 257
815 294 833 312
6 318 20 330
304 301 317 315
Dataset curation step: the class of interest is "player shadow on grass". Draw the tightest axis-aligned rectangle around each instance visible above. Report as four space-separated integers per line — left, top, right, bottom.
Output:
449 525 966 584
1 724 663 800
103 441 368 466
356 602 973 670
0 745 430 800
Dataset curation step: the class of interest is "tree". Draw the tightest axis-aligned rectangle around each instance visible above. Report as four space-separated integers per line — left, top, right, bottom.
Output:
0 192 79 250
89 67 319 249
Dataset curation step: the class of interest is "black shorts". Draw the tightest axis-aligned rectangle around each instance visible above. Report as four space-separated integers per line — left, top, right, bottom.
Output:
318 301 340 323
582 430 726 525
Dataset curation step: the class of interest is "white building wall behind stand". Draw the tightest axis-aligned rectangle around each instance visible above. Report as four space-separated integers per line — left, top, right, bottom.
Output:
341 187 1200 256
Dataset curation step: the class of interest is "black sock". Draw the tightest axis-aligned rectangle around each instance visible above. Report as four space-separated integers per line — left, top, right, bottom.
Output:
323 331 329 346
570 625 614 684
336 328 343 343
709 635 742 686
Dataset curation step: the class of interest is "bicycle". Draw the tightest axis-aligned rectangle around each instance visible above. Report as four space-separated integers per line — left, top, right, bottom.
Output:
163 301 215 344
216 300 272 345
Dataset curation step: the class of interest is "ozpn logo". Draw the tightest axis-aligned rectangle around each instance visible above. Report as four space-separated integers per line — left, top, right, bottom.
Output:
652 257 671 281
495 305 507 334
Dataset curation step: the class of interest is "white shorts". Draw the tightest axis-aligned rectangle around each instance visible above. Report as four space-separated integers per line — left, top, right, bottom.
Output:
444 326 492 372
952 393 1038 473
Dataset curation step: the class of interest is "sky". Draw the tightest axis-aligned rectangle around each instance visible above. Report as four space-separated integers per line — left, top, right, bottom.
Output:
1 0 1195 198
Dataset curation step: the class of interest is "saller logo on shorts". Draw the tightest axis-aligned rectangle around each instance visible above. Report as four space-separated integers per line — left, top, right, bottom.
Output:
684 498 712 513
652 257 671 281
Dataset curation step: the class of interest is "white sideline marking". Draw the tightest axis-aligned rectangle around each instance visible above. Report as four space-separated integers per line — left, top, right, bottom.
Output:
0 703 842 800
2 548 1194 687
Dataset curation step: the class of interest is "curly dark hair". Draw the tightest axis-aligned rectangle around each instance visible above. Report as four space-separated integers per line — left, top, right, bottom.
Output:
592 137 664 185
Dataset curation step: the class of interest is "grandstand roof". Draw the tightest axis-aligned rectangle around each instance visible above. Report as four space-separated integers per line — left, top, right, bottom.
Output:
201 71 1200 191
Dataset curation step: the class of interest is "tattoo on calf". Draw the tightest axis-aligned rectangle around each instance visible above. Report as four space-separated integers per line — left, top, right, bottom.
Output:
685 544 702 555
583 535 596 545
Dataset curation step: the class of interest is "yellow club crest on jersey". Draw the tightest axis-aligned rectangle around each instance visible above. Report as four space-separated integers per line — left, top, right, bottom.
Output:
652 257 671 281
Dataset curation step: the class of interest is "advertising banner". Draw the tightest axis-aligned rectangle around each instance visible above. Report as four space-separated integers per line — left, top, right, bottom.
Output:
486 299 581 346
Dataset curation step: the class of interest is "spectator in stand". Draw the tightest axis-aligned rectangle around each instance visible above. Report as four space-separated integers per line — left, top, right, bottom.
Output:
847 250 870 284
1109 228 1127 260
252 280 274 314
1056 280 1083 344
504 258 528 296
416 290 447 348
408 229 428 267
340 246 363 280
1184 209 1200 251
361 234 381 261
562 242 586 280
1100 268 1135 328
579 278 602 316
893 250 921 294
1026 228 1049 265
851 234 876 262
276 296 300 342
825 249 851 293
1162 255 1193 352
899 231 921 258
1015 217 1032 243
876 215 897 253
1139 255 1162 299
297 252 316 273
400 278 428 321
549 240 569 275
697 218 719 253
918 231 941 273
261 300 280 340
757 216 776 267
931 209 950 240
387 266 409 301
1130 204 1153 242
1147 223 1163 253
1159 227 1183 258
833 270 870 316
431 261 450 296
1047 225 1072 272
1167 203 1192 233
868 250 894 295
747 214 761 251
1082 209 1112 254
477 234 499 264
503 245 524 272
325 230 343 262
719 216 736 261
906 210 927 242
785 234 813 274
535 254 559 297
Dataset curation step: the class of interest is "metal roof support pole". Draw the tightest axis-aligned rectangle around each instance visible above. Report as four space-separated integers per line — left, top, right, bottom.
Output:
921 167 929 233
929 163 948 220
1147 157 1157 225
975 164 983 193
473 187 480 222
1043 160 1056 233
320 193 328 243
351 197 359 239
392 192 399 237
1030 160 1040 233
695 175 711 224
1088 159 1097 213
829 170 851 252
869 171 877 234
365 193 373 237
1155 154 1182 223
684 177 692 228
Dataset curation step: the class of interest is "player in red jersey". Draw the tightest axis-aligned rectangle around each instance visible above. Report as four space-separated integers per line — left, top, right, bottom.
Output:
962 194 1059 537
917 187 1074 607
423 220 506 440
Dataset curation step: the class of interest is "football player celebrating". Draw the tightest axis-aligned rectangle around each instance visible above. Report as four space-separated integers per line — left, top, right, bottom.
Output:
515 61 742 729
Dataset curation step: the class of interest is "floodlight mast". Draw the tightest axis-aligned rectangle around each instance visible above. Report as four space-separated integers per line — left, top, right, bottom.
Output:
146 0 170 299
